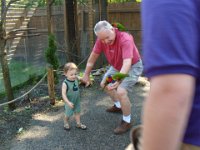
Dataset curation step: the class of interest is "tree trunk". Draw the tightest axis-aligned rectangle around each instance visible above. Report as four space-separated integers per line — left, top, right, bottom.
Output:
94 0 108 68
46 0 54 34
0 26 15 110
47 67 55 105
88 0 94 50
64 0 78 63
94 0 107 21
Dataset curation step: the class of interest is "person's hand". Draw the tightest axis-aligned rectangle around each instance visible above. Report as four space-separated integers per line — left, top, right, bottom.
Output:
68 102 74 109
80 78 91 87
107 81 120 90
80 74 91 87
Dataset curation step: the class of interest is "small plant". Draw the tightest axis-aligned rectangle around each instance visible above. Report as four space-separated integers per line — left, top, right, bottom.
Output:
45 34 59 83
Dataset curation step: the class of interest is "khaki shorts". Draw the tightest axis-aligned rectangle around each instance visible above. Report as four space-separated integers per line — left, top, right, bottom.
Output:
102 59 143 92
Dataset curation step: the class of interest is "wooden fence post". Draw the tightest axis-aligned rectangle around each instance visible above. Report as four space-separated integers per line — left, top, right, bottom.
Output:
47 67 55 105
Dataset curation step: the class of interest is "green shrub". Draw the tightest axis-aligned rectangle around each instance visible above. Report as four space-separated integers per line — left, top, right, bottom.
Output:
45 34 59 83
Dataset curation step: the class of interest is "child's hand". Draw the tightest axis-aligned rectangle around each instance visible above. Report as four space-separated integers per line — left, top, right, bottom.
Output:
68 102 74 109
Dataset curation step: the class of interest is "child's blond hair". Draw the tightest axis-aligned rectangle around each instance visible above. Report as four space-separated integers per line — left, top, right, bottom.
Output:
63 62 78 73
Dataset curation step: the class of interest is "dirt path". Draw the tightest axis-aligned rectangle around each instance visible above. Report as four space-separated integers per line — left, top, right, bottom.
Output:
0 77 149 150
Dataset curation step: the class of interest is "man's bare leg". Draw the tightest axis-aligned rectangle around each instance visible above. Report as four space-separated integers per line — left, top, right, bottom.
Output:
117 86 131 116
101 82 132 134
113 86 132 134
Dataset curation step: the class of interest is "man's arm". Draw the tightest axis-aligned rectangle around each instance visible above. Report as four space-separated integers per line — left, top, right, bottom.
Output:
142 74 195 150
120 58 132 74
81 51 99 86
84 51 100 75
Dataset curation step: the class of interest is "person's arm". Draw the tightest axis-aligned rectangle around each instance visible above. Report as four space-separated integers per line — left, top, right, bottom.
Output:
142 74 195 150
120 58 132 74
84 51 100 75
62 82 74 108
80 51 100 86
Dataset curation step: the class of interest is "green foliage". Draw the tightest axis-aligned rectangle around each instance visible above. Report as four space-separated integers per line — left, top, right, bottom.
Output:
108 0 132 3
45 34 59 70
78 0 134 4
37 0 46 7
37 0 63 7
78 0 88 4
0 0 63 8
0 0 139 9
45 34 59 83
5 0 32 8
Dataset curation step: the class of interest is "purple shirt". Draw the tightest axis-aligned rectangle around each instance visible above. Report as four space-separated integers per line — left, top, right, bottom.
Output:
142 0 200 146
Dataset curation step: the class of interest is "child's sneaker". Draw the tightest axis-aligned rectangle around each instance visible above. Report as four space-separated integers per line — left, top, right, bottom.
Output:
64 123 70 130
76 123 87 130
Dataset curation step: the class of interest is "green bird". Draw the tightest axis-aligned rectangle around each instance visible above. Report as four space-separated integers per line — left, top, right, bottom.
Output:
103 72 129 90
112 22 127 31
112 72 129 81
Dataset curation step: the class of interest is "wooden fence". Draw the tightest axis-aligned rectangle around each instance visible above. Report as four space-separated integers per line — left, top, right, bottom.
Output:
108 2 141 49
16 2 141 67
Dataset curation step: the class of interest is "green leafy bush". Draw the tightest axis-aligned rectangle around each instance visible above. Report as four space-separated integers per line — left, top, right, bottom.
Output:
45 34 59 83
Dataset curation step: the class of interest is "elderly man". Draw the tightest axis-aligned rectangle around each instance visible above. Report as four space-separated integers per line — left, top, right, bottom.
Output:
81 20 143 134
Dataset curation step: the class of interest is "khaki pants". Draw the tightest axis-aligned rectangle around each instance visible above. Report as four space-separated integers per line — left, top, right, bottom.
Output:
181 143 200 150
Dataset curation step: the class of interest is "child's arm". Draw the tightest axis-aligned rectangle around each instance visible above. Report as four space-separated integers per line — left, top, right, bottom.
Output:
62 82 74 109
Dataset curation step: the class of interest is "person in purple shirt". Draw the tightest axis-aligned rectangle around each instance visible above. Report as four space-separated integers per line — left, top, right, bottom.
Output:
131 0 200 150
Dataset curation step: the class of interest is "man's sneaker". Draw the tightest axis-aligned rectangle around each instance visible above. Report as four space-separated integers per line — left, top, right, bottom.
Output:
114 120 132 134
106 105 122 113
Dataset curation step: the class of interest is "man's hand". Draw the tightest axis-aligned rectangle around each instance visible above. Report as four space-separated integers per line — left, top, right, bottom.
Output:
80 74 91 87
107 81 120 90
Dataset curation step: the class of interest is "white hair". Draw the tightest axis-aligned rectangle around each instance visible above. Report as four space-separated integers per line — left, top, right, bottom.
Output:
94 20 113 35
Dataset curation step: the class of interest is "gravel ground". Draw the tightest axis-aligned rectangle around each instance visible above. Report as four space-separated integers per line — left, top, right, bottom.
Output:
0 76 149 150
